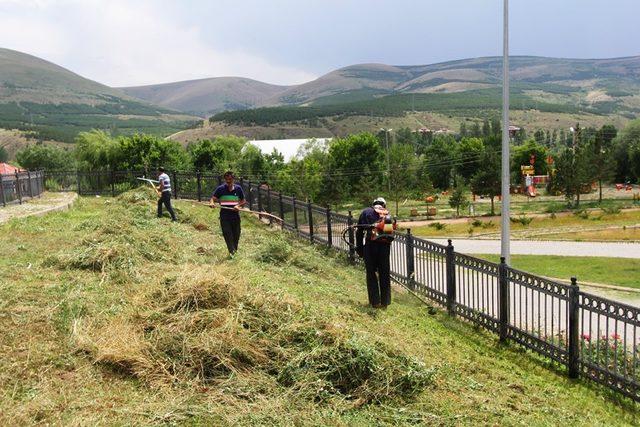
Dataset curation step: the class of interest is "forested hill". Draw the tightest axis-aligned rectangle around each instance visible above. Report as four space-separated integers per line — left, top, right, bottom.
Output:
0 48 197 142
125 55 640 117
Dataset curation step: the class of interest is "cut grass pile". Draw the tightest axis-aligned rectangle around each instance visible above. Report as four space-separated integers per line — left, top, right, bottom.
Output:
1 189 639 425
74 263 433 405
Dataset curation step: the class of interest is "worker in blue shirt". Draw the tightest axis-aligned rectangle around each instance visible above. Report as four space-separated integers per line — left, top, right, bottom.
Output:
355 197 395 309
210 171 246 255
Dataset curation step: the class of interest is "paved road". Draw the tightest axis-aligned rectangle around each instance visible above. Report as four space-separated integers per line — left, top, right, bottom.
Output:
429 238 640 259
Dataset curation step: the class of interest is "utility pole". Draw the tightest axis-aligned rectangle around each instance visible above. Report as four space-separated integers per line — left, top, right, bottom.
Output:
501 0 511 265
381 128 393 198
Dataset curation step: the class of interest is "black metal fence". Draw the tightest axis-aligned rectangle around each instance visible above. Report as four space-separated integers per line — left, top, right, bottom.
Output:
44 170 640 402
0 170 45 207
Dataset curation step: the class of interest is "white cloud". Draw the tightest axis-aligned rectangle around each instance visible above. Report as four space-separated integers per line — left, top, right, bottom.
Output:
0 0 317 86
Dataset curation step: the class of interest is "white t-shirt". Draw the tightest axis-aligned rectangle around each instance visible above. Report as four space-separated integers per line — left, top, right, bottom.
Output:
158 173 172 193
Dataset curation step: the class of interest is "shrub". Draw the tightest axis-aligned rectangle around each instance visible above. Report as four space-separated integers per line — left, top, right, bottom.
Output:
428 222 447 231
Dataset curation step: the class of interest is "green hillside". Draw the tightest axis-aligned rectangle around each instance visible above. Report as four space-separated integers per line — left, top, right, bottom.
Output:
0 190 638 425
0 48 198 142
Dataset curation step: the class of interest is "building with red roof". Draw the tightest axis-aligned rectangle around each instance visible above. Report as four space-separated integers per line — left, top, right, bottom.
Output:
0 163 22 175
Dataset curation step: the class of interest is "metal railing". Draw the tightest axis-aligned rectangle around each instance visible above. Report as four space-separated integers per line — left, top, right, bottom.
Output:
0 170 45 207
43 169 640 402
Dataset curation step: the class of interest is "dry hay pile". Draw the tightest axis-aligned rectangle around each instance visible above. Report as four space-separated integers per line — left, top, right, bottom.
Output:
74 264 435 406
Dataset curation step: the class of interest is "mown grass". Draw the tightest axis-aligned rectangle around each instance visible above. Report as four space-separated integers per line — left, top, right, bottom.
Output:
478 254 640 290
0 190 638 425
409 207 640 240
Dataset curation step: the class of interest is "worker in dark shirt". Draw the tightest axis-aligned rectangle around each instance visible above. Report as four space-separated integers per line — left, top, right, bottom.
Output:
355 197 395 309
210 171 246 255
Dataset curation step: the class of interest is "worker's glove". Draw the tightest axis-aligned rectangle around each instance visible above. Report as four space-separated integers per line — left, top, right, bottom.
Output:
356 246 364 258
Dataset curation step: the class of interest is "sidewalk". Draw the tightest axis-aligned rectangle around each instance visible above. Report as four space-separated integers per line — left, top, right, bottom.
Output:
0 192 78 224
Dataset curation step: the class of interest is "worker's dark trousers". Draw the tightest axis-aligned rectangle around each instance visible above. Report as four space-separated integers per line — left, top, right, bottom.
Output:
363 242 391 307
220 217 241 254
157 191 177 221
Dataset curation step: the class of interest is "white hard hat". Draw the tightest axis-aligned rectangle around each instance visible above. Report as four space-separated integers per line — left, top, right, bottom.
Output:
373 197 386 207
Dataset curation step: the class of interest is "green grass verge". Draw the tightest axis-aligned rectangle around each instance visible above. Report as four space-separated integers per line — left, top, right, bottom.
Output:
0 191 638 425
478 254 640 290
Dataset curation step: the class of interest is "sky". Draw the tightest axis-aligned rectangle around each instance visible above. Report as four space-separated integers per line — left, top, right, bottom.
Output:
0 0 638 87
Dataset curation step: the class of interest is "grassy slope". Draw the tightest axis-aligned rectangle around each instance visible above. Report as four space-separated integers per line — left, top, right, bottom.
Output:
0 195 638 425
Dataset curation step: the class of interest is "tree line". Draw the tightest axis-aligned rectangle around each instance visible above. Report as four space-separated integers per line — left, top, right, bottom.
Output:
12 119 640 211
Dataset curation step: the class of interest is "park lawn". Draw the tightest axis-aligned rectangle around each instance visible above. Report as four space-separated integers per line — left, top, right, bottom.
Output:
478 254 640 290
408 208 640 240
0 191 638 425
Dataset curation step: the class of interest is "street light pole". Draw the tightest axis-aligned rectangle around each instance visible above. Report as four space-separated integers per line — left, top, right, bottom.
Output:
381 128 393 198
501 0 511 264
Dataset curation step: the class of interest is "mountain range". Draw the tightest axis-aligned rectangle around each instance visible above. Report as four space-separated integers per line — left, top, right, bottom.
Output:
121 56 640 117
1 47 639 147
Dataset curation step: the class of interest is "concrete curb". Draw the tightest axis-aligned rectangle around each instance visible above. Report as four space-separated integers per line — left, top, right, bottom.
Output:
0 192 78 224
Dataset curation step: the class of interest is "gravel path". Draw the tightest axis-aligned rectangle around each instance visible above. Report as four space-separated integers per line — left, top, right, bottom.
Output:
429 238 640 259
0 192 77 224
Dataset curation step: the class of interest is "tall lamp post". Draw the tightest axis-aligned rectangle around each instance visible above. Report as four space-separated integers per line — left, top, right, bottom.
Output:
380 128 393 197
501 0 511 264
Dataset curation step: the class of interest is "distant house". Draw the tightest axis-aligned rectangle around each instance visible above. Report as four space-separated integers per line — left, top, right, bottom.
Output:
0 163 22 175
508 125 521 138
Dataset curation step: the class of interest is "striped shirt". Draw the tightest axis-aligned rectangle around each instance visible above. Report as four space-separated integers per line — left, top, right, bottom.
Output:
212 183 245 219
158 173 172 193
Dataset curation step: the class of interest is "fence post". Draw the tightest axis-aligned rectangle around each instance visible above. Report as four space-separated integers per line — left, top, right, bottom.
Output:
266 187 273 225
172 171 178 199
197 171 202 202
0 173 5 207
499 257 509 342
347 210 355 262
278 193 284 225
292 196 298 231
110 170 115 197
307 199 314 243
325 206 333 247
16 171 23 204
76 171 81 195
568 277 580 379
446 239 456 316
27 170 33 198
406 229 415 289
257 185 263 212
247 182 254 211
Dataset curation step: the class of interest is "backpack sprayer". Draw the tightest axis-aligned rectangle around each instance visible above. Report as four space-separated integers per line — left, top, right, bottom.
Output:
341 209 397 248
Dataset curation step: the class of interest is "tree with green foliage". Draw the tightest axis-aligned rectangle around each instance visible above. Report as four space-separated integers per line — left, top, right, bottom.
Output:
470 148 501 215
114 133 190 173
456 137 484 181
424 134 458 190
459 122 467 137
592 124 618 202
511 140 548 181
16 144 73 170
388 142 421 216
613 119 640 183
448 182 469 217
75 130 119 171
553 143 593 207
326 133 384 201
0 145 7 163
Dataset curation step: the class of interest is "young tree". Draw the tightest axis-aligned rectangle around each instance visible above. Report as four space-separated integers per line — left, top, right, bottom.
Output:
592 124 618 202
0 145 8 163
388 143 420 216
613 119 640 183
553 145 593 207
459 122 468 138
470 148 501 215
448 182 469 217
